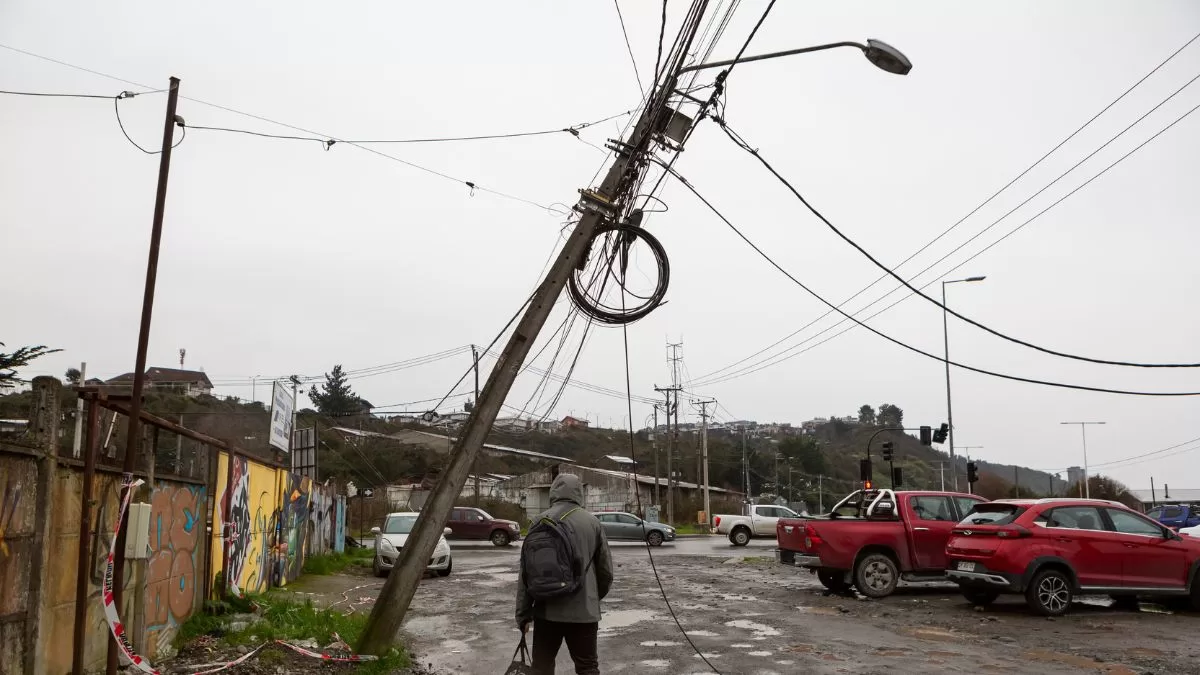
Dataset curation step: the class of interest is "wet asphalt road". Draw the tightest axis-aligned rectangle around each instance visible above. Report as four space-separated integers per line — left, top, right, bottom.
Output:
447 534 779 557
287 542 1200 674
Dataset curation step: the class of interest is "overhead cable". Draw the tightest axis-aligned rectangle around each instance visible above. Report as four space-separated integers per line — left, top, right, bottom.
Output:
667 165 1200 397
693 29 1200 382
694 97 1200 386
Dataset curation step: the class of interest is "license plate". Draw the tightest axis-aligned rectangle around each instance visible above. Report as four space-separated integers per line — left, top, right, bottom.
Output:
957 561 976 572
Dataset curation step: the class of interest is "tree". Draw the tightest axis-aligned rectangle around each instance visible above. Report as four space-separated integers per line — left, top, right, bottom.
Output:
857 405 876 426
308 365 362 416
64 367 82 385
1078 474 1131 503
779 437 827 475
0 343 61 390
877 403 904 428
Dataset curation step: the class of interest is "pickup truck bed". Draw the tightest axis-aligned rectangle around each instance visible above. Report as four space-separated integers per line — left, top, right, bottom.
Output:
776 489 986 598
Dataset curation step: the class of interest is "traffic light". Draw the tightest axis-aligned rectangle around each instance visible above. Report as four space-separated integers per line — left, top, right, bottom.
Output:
967 461 979 484
919 426 932 446
881 442 894 462
863 479 874 490
892 467 903 487
859 458 872 481
932 423 949 444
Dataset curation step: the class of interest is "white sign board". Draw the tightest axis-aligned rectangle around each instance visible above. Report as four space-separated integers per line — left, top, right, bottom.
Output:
268 381 295 452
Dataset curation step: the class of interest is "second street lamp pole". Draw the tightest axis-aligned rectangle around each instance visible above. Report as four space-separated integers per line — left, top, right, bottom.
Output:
1061 421 1105 499
942 276 985 491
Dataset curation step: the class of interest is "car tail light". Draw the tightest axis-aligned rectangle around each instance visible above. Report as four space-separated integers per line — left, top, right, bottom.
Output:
804 523 823 548
995 526 1030 539
714 516 721 528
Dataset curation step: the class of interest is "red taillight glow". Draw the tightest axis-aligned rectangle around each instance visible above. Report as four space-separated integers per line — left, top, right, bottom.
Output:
804 523 823 548
714 516 721 527
996 526 1030 539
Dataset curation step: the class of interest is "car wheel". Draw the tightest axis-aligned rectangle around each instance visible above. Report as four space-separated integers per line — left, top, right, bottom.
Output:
854 553 899 598
962 589 1001 606
373 556 387 578
491 530 511 547
646 531 664 547
1026 568 1072 617
817 570 851 593
730 527 751 547
437 558 453 577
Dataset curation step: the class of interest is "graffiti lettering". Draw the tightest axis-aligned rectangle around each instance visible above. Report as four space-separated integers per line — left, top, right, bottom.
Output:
144 483 205 655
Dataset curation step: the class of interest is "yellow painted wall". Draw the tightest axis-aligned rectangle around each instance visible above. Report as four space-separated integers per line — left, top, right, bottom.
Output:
210 453 313 596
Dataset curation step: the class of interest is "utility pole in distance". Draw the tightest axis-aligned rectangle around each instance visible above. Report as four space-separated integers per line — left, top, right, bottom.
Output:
655 385 681 523
693 398 715 525
471 345 481 506
355 10 711 650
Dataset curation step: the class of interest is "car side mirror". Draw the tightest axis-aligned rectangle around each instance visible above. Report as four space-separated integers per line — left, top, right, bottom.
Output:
370 526 381 535
444 527 453 536
1167 529 1182 541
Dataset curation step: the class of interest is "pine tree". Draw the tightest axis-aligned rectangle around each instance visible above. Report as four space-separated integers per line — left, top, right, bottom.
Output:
308 365 361 415
0 343 61 390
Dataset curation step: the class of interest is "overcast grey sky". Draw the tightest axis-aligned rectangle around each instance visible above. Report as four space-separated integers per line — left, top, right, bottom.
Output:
4 1 1198 490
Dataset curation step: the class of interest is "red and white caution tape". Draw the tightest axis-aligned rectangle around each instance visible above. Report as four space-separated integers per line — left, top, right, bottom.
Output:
102 477 159 674
183 642 270 675
276 637 379 662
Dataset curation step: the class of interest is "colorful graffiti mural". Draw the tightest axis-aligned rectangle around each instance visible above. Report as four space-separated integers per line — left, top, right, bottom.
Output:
144 482 206 655
212 453 327 596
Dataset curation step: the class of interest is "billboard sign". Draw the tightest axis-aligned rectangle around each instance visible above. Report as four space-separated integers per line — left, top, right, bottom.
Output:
269 381 295 452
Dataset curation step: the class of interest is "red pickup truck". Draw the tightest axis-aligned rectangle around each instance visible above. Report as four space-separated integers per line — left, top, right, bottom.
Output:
776 488 986 598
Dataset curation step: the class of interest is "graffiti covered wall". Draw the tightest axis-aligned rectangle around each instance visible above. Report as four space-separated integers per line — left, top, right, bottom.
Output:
211 453 325 596
144 482 206 657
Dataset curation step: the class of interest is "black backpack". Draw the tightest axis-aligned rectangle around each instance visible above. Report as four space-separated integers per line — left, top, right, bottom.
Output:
521 507 595 601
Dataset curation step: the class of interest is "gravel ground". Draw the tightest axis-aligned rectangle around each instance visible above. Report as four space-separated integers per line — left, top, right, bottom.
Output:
190 546 1200 674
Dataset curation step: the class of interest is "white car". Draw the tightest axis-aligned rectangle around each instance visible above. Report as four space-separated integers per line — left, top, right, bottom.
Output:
371 512 453 578
1182 523 1200 538
713 504 804 546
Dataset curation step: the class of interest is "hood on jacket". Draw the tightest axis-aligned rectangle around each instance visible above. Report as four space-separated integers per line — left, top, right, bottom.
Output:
549 473 584 506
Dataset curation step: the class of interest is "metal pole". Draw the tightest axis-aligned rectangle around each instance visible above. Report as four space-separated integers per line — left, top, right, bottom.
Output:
109 76 180 675
1151 476 1157 508
818 474 823 513
471 345 480 506
741 426 748 504
72 362 86 457
652 406 660 507
357 64 689 650
1081 424 1090 499
71 397 100 674
695 399 714 524
939 462 945 491
942 282 958 491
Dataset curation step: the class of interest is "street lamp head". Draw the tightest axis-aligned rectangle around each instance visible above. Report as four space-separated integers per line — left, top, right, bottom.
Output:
965 276 987 282
864 39 913 76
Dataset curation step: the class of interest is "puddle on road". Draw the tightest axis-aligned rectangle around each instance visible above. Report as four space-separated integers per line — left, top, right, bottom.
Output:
640 641 681 647
792 605 839 615
730 643 753 648
748 651 773 657
685 630 720 637
676 603 717 611
724 619 781 637
639 659 671 668
900 627 962 643
598 609 661 633
693 653 723 659
775 660 795 666
720 593 758 602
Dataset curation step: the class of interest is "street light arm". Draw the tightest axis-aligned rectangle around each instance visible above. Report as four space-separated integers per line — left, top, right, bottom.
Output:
676 41 866 75
676 39 911 76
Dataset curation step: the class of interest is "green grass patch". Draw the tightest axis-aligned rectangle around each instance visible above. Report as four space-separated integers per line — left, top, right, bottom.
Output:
741 556 774 565
672 523 713 535
176 595 408 673
303 548 375 575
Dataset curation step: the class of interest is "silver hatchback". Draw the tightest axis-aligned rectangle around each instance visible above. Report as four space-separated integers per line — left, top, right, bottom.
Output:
594 511 676 546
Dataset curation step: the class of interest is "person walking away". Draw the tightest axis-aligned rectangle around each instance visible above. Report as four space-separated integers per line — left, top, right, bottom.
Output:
516 473 613 674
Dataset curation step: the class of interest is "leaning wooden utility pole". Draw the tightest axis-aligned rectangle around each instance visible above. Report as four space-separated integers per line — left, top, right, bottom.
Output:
108 76 180 675
356 5 711 650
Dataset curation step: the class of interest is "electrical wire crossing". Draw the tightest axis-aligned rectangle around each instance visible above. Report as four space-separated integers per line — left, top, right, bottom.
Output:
667 164 1200 397
718 116 1200 369
692 29 1200 384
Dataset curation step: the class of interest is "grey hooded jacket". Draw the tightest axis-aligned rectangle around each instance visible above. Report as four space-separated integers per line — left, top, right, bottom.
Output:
516 474 614 625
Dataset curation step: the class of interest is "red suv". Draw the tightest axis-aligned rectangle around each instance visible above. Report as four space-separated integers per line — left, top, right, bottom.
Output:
946 498 1200 616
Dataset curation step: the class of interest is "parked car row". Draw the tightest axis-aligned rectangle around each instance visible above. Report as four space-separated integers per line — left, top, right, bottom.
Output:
777 489 1200 616
370 506 677 578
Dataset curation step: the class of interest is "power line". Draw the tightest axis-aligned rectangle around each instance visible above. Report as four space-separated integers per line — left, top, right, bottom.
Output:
666 164 1200 397
1089 435 1200 470
693 29 1200 383
693 97 1200 387
0 43 566 214
718 95 1200 369
179 108 634 146
613 0 646 95
0 88 115 99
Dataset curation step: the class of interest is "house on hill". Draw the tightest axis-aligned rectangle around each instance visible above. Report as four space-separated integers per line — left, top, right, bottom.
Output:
561 415 590 430
105 367 214 397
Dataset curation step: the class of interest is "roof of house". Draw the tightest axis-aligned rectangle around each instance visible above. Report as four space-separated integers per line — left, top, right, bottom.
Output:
562 416 589 424
1128 488 1200 504
106 367 214 389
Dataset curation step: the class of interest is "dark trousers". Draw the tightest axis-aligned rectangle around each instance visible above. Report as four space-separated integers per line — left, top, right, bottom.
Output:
531 619 599 675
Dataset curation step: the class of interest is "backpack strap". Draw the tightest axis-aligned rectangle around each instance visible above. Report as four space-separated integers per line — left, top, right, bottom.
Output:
557 507 599 575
